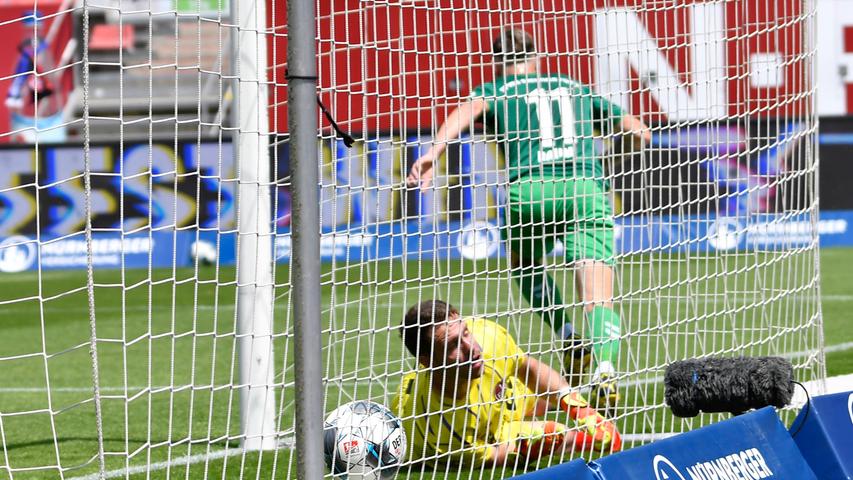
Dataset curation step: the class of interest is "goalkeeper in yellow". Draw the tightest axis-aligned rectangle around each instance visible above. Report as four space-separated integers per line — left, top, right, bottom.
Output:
407 29 651 412
392 300 621 466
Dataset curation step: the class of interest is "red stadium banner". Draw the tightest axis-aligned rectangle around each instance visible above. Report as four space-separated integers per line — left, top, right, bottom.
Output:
269 0 807 134
816 0 853 115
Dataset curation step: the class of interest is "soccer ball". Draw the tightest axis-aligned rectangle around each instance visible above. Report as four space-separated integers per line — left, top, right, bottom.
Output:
323 400 406 480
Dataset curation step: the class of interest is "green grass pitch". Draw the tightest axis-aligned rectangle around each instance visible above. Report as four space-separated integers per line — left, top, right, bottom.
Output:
0 248 849 479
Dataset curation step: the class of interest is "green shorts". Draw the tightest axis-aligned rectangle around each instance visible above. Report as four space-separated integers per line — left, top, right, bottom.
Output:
502 175 615 264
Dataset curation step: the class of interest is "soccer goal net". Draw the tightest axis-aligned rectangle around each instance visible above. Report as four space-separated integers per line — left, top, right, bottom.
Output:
0 0 822 478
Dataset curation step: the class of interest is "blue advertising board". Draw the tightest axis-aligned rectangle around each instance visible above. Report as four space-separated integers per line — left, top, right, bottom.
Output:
0 231 185 272
589 407 816 480
790 391 853 479
269 210 853 264
0 128 851 271
509 458 594 480
1 210 852 272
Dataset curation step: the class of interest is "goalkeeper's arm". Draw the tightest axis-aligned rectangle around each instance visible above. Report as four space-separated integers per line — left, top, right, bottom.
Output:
478 425 576 466
516 355 597 414
516 355 622 453
489 420 610 465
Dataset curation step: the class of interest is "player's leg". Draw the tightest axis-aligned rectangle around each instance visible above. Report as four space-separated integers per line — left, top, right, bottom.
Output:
575 261 620 410
504 178 569 333
508 252 569 332
507 244 592 384
562 178 621 412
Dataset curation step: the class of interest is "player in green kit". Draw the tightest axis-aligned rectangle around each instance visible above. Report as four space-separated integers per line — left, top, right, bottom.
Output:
407 29 651 412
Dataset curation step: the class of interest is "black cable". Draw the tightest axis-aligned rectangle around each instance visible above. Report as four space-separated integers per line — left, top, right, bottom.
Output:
285 68 355 148
789 381 811 438
316 96 355 147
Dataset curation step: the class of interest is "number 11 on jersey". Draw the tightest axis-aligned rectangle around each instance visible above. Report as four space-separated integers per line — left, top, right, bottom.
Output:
524 87 576 162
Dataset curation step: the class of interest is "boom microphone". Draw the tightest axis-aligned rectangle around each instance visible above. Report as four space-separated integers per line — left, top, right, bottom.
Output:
664 356 794 418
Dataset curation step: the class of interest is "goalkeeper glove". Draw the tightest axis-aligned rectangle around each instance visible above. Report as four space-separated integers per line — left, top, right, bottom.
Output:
558 388 622 453
557 388 590 419
516 421 567 460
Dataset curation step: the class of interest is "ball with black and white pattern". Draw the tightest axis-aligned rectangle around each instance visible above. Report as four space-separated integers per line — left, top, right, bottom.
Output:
323 400 407 480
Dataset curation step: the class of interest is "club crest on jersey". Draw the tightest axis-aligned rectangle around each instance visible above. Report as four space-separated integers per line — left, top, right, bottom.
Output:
494 381 506 400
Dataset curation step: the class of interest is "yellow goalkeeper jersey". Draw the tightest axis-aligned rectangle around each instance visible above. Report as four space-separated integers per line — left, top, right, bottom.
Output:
391 318 537 465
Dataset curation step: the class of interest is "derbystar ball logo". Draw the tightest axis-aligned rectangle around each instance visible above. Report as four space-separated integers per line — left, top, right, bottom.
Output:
654 455 688 480
341 439 359 456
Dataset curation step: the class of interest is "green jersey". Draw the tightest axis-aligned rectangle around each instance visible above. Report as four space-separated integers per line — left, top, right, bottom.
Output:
470 74 623 181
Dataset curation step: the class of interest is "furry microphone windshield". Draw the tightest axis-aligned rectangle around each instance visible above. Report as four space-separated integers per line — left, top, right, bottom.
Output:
664 357 795 417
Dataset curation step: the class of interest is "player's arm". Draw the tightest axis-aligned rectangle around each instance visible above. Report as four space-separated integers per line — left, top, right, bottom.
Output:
515 355 622 453
481 432 571 466
440 440 519 467
468 437 570 467
406 98 489 191
436 432 518 467
589 86 651 153
618 113 652 149
486 441 518 466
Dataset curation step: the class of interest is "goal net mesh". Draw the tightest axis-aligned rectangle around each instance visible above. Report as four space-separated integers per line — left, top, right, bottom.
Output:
0 0 821 478
312 0 822 477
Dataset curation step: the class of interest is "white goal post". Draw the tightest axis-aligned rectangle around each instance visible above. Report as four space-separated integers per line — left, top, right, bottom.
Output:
0 0 823 479
233 0 277 453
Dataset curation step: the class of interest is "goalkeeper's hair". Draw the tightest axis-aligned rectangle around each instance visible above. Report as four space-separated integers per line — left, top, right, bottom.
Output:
401 300 459 358
492 29 536 63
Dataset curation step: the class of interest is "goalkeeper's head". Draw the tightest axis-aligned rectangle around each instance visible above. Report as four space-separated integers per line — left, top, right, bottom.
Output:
492 29 538 74
400 300 485 381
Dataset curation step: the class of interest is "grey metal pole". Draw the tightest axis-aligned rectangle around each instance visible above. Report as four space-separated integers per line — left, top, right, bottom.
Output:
288 0 323 478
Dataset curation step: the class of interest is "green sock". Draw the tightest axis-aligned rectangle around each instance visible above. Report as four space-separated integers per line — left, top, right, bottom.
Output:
587 306 621 368
512 263 568 334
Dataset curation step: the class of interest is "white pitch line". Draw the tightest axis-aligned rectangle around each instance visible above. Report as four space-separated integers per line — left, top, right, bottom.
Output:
0 385 233 394
822 294 853 301
621 341 853 389
66 438 294 480
822 341 853 355
1 342 851 394
791 373 853 407
1 293 851 314
622 432 679 443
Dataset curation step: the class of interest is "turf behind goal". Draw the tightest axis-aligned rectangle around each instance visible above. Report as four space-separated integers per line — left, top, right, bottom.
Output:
0 0 822 478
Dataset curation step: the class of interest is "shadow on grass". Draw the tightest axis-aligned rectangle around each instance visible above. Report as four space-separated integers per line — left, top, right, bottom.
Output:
5 437 151 451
